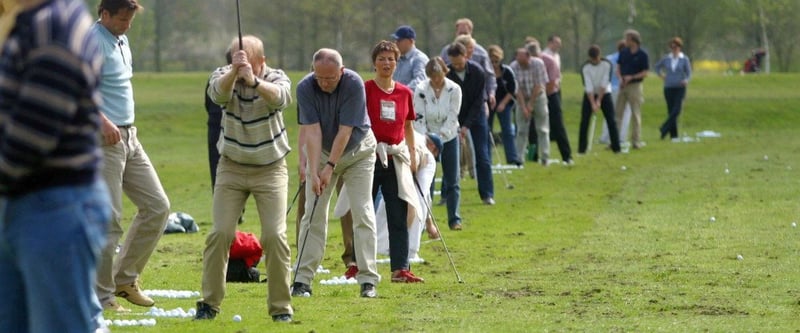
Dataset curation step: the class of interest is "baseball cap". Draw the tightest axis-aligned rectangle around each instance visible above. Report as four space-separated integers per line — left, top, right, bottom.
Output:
426 133 443 161
391 25 416 40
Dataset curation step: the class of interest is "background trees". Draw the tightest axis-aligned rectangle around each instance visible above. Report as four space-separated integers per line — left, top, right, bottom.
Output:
85 0 799 72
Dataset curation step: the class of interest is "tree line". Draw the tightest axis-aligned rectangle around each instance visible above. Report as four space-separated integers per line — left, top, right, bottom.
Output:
85 0 800 73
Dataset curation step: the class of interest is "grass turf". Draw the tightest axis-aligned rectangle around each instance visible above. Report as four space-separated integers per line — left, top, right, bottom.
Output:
105 71 800 332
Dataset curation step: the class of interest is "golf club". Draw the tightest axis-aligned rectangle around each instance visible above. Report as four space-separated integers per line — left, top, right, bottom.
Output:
587 113 597 152
488 130 514 190
235 0 243 50
412 177 464 283
286 181 304 216
292 193 319 289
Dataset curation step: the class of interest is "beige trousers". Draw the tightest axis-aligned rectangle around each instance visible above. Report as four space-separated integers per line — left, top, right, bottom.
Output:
616 81 644 144
296 133 380 286
201 156 292 315
96 126 170 302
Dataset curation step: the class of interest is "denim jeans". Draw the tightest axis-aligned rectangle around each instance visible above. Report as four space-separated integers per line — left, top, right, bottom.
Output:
493 103 521 164
0 180 111 333
437 137 462 226
469 113 495 200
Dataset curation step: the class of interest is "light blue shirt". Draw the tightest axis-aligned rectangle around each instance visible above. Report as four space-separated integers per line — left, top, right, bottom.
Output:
90 22 134 125
394 46 429 92
606 52 620 91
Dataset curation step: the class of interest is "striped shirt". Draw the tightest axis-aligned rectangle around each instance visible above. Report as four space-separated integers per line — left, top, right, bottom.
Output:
0 0 103 196
207 65 292 165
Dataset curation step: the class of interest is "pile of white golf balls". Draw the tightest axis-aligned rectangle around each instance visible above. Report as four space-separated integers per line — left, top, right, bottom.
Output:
320 276 357 285
104 319 156 327
316 265 330 274
143 289 200 299
146 306 195 318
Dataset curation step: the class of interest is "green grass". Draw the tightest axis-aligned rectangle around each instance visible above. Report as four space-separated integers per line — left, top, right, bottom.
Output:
107 71 800 332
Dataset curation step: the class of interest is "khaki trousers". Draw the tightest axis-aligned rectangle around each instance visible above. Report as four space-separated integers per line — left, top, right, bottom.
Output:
201 156 292 316
296 133 380 286
515 90 550 163
96 126 170 302
616 81 644 144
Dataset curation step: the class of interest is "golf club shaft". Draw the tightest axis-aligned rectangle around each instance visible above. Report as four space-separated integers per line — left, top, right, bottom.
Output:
587 113 597 152
488 130 512 189
286 181 304 216
292 192 319 286
412 177 464 283
235 0 243 50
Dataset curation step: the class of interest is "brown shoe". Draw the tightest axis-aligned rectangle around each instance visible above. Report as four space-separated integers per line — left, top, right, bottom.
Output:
115 281 155 307
101 298 131 313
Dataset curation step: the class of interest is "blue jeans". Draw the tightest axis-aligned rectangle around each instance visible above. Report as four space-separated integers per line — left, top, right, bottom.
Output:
469 114 495 200
0 180 111 333
437 137 462 226
495 103 520 164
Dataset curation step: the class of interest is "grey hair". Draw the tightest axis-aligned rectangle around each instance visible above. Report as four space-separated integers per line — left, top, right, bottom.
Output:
312 48 344 70
525 41 541 57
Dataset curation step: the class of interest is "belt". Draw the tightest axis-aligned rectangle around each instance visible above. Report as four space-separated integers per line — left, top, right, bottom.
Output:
117 124 133 129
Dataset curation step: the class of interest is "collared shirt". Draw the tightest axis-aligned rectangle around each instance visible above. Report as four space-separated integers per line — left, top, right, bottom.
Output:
207 65 292 165
543 47 561 70
510 57 548 98
540 53 561 93
440 42 496 98
654 52 692 88
412 78 462 142
297 68 370 154
617 47 650 83
90 21 134 126
394 46 429 92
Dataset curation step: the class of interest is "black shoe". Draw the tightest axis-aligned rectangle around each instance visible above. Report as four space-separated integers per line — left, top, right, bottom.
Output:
193 301 218 320
360 283 377 298
291 282 312 297
272 314 293 322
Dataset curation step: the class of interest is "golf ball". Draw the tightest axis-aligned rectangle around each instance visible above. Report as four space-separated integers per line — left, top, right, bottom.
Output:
233 314 242 322
792 222 797 228
709 216 716 222
621 166 627 171
724 168 730 174
763 155 768 160
736 254 744 260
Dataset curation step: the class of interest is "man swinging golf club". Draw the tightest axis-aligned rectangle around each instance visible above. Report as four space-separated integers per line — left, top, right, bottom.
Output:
293 48 381 298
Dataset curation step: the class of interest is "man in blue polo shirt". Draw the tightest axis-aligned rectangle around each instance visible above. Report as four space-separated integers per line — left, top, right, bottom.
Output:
615 29 649 149
392 25 429 92
90 0 171 313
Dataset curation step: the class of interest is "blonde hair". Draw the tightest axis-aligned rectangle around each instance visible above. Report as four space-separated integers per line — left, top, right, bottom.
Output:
454 34 474 48
425 56 449 77
487 44 504 61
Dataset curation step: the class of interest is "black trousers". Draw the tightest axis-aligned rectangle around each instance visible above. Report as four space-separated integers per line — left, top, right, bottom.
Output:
660 87 686 139
372 160 409 272
547 91 572 162
579 93 620 153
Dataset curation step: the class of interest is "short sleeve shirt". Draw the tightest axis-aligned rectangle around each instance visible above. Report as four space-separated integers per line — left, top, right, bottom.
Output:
297 68 370 153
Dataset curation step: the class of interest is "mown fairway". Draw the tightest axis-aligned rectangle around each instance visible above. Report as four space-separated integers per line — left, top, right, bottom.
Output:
107 71 800 332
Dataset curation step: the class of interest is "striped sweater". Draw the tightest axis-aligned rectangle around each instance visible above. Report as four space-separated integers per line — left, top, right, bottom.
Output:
0 0 103 196
207 65 292 165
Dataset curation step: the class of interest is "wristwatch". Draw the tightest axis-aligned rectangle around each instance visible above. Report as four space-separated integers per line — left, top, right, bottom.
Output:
250 78 260 89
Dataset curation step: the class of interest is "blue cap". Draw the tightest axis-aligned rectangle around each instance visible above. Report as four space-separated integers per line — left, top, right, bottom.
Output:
426 133 443 161
391 25 416 40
